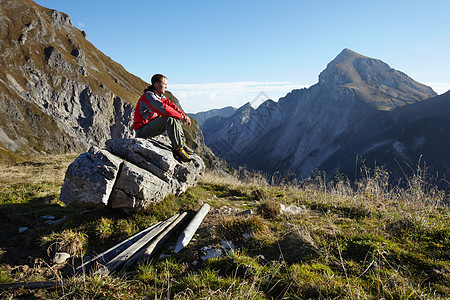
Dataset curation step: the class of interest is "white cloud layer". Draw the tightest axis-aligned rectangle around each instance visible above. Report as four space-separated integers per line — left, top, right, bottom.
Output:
169 81 310 113
425 82 450 95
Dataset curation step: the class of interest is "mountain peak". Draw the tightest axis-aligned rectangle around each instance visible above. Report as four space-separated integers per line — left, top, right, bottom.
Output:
337 48 367 60
317 49 436 109
325 48 369 72
318 49 374 85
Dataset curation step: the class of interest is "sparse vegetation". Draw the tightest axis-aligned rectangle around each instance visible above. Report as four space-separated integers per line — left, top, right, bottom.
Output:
0 154 449 299
40 229 87 257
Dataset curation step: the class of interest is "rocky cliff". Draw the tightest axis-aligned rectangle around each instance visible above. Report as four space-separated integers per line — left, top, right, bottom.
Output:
0 0 222 169
320 90 450 181
202 49 442 179
0 0 141 160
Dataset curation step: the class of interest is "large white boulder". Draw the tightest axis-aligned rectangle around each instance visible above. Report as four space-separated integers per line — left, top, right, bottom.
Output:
60 137 205 211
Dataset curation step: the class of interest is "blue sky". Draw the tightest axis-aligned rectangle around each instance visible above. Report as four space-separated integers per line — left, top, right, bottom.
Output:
35 0 450 113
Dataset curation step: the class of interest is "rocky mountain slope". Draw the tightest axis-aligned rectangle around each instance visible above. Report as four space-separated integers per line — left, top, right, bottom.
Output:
320 90 450 181
0 0 140 160
202 49 445 180
0 0 221 168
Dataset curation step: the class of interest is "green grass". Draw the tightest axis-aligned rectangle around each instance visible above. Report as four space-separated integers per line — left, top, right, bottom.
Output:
0 155 449 299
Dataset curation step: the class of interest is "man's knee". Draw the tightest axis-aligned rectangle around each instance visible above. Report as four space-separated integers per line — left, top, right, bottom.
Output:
166 117 182 127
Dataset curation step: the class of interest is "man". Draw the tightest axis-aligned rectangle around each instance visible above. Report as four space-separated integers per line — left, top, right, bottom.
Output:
133 74 192 162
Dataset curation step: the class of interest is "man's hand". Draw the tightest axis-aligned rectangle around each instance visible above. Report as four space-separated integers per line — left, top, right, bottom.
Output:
181 115 191 127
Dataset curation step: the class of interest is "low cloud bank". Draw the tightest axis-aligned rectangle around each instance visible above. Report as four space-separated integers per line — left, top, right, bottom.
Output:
425 82 450 95
170 81 310 113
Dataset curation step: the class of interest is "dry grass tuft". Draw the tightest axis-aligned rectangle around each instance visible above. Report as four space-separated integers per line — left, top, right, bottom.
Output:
257 199 281 219
40 229 87 257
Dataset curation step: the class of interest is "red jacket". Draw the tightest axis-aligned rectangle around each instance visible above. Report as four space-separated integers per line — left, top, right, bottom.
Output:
133 91 185 131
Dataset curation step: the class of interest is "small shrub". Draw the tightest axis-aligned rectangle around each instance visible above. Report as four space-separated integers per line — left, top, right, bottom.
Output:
257 199 280 219
115 219 135 239
94 217 114 240
221 215 270 241
40 229 87 256
0 268 12 283
145 194 179 219
251 188 267 201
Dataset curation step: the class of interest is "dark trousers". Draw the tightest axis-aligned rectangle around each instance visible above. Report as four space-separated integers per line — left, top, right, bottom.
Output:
135 117 185 149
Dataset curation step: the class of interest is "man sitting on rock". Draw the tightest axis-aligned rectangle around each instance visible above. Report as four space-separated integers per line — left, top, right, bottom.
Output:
133 74 192 162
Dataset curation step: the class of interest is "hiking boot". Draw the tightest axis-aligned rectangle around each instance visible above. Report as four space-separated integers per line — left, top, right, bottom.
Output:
183 145 194 155
173 147 191 162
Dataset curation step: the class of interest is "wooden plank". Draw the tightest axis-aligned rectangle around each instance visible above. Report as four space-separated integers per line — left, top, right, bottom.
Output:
0 280 65 290
76 220 163 274
121 212 189 272
95 213 179 275
174 203 210 253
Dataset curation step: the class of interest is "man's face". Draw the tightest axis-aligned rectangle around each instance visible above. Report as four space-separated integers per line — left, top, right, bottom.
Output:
155 78 168 94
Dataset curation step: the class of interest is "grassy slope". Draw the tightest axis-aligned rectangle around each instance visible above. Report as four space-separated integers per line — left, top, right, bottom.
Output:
0 155 449 299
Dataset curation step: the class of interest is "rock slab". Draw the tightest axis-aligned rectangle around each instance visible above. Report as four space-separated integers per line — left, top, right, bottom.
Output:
109 161 171 210
60 146 122 208
60 137 205 211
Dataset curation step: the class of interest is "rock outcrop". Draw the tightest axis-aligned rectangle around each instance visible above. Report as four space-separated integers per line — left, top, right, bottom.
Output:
60 136 205 211
0 0 142 159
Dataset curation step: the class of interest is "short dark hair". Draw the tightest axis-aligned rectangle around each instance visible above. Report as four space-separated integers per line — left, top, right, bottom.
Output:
151 74 167 86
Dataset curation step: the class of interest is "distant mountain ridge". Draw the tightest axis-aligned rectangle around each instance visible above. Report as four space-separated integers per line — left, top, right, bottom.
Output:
189 106 237 126
201 49 449 181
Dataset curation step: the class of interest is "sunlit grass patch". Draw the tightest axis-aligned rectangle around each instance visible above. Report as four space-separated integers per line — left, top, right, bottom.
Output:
206 251 264 279
135 258 188 286
285 262 348 299
0 267 12 283
50 273 140 299
144 191 201 220
221 215 271 241
0 182 57 205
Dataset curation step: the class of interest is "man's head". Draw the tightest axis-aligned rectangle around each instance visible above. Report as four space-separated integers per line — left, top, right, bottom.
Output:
151 74 168 94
